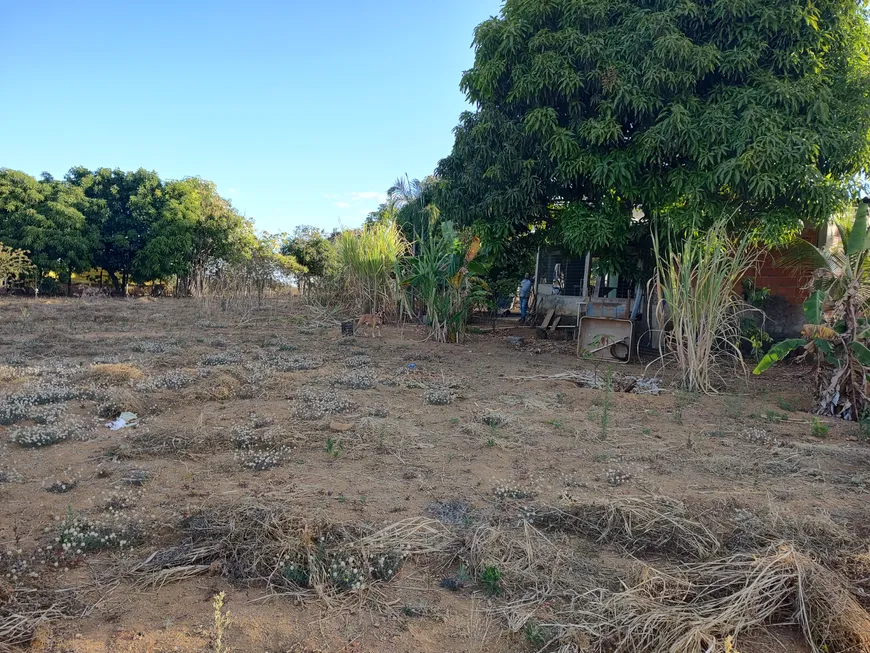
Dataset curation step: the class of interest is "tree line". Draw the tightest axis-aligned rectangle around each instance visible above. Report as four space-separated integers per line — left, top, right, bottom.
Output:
0 167 299 295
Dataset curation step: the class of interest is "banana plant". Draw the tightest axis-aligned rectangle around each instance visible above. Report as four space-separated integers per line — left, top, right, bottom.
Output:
754 201 870 420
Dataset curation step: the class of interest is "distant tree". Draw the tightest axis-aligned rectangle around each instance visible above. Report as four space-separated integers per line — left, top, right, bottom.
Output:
0 242 33 288
281 225 334 295
242 232 304 304
437 0 870 263
140 178 255 294
0 169 97 293
66 167 167 294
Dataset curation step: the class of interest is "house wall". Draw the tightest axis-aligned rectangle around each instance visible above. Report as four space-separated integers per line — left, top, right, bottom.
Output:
752 247 814 339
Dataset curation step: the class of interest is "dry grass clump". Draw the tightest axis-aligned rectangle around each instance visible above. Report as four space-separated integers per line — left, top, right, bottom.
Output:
96 387 148 419
86 363 143 385
124 425 217 457
724 507 858 562
128 493 454 596
538 496 721 560
183 371 242 401
564 544 870 653
0 582 80 652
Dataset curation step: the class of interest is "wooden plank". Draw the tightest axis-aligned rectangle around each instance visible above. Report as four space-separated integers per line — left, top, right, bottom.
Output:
548 316 562 332
540 309 556 330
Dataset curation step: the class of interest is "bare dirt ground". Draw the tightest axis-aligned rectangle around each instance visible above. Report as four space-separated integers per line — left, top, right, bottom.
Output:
1 298 869 653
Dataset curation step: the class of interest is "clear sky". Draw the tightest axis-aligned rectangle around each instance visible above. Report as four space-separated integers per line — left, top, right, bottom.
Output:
1 0 502 233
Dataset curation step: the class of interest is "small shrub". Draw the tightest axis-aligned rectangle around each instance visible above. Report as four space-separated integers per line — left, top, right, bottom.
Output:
369 550 405 581
235 447 289 470
424 387 455 406
136 369 197 391
336 369 376 389
492 481 536 500
132 340 177 354
327 551 367 590
479 565 502 597
524 620 547 646
272 355 323 372
811 417 830 438
45 479 78 494
57 508 144 554
9 418 86 448
200 351 242 367
345 354 373 368
292 388 351 420
860 411 870 442
606 468 632 486
281 560 311 587
480 412 507 427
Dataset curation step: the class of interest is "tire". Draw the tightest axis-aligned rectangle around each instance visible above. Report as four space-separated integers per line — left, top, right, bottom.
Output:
609 341 630 362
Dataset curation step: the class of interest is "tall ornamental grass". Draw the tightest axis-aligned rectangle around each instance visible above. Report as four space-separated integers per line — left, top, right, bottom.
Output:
333 221 407 317
652 220 762 393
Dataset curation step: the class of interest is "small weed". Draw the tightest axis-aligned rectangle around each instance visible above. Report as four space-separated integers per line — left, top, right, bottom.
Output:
524 620 547 646
485 437 495 447
811 416 829 438
545 418 563 429
641 427 651 436
723 395 744 419
776 396 796 412
450 417 460 425
326 437 343 458
765 410 788 423
479 565 502 597
211 591 231 653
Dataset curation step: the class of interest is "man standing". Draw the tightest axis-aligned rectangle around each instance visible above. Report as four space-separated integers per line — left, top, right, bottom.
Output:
519 273 532 323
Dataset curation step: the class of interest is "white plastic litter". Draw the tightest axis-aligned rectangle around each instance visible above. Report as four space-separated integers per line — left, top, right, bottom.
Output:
106 411 138 430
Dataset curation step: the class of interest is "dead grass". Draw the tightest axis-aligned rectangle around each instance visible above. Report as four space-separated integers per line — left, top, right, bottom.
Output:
561 544 870 653
128 492 456 597
0 586 80 652
86 363 143 385
539 496 722 560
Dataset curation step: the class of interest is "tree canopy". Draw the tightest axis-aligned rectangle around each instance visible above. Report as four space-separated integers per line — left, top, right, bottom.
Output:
0 167 281 295
436 0 870 262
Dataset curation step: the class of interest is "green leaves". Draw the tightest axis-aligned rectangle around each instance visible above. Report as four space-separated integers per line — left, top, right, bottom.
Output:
849 342 870 367
438 0 870 260
753 339 807 374
803 290 824 325
846 201 869 258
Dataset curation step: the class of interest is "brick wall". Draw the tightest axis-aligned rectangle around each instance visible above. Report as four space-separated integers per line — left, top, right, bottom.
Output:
753 251 813 307
750 229 818 338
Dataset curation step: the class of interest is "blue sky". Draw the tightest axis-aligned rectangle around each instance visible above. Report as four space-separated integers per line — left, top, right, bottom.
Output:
1 0 502 233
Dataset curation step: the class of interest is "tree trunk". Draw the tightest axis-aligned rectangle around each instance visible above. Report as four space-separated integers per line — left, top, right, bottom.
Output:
106 271 123 295
67 266 73 297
